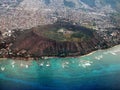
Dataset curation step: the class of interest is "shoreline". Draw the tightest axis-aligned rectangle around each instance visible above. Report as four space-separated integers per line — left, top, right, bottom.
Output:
0 44 119 60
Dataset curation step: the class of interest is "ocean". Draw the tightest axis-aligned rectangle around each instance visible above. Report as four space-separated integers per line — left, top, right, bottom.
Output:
0 45 120 90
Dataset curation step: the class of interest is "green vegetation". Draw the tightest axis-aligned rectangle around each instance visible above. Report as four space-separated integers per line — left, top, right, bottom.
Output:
72 32 89 40
34 22 94 42
41 28 90 42
43 30 65 41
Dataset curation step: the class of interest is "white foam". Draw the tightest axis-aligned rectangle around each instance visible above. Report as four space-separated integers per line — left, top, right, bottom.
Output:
46 62 50 67
1 67 5 71
114 50 120 53
95 55 103 60
39 63 44 66
65 62 69 65
25 65 28 68
20 63 23 67
79 60 93 68
62 62 69 68
11 61 15 65
103 52 109 54
12 65 15 68
84 63 91 66
46 64 50 67
110 52 117 55
62 64 65 68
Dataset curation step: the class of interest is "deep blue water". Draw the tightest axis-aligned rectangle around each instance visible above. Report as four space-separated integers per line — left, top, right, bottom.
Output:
0 45 120 90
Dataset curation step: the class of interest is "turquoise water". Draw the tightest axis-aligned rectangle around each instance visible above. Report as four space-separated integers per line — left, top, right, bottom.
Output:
0 45 120 90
